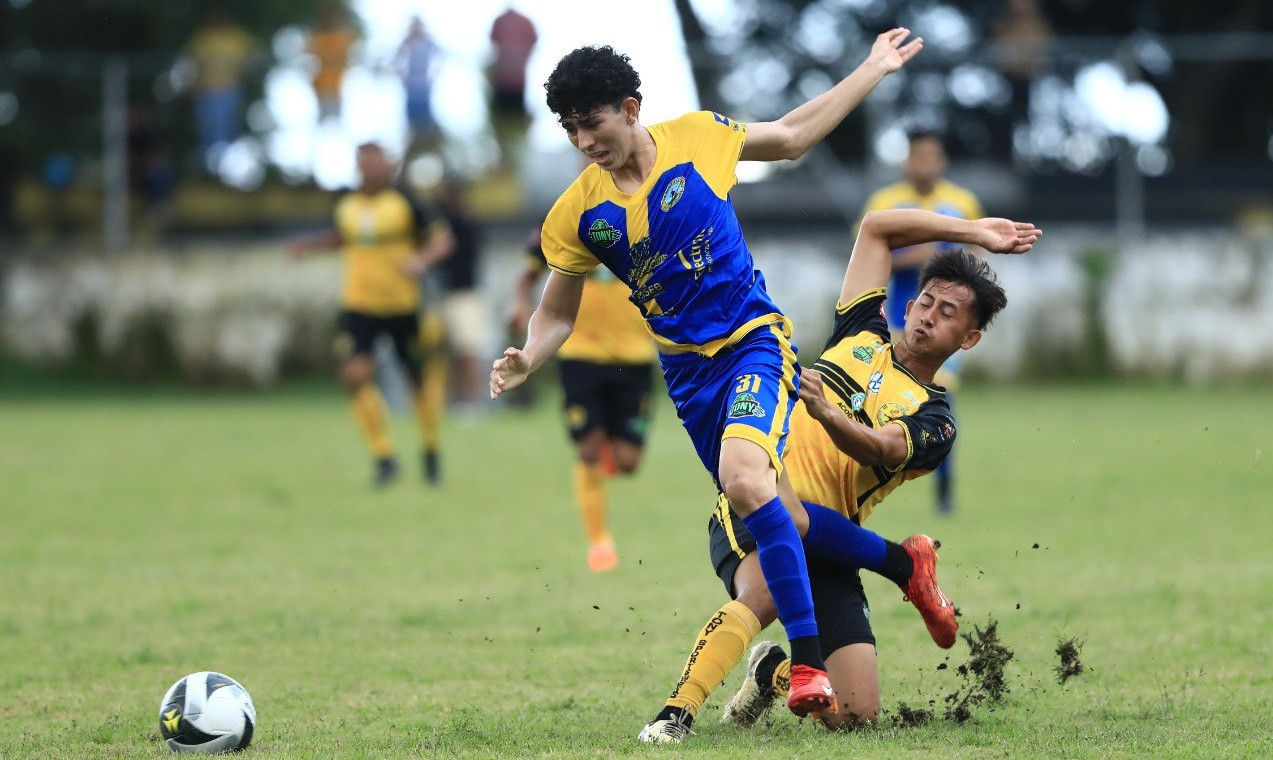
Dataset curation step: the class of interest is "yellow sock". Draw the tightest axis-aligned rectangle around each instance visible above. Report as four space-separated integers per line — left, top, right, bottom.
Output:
665 600 762 717
573 461 610 546
772 657 791 699
351 385 393 459
415 367 445 452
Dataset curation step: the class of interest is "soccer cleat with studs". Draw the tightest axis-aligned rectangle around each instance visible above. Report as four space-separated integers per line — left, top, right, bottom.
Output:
786 664 837 718
637 708 694 744
721 641 787 728
900 534 958 648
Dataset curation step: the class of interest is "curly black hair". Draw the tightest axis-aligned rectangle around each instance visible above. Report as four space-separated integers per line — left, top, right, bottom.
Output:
919 248 1008 329
544 46 642 118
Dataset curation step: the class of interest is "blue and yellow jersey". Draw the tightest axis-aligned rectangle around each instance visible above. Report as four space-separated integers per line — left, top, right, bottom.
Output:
858 179 983 327
525 245 655 365
784 288 956 524
540 111 786 357
333 186 447 315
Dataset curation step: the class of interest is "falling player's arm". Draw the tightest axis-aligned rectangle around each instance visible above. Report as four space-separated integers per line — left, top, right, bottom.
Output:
740 28 922 162
490 270 584 399
800 367 909 468
839 209 1042 306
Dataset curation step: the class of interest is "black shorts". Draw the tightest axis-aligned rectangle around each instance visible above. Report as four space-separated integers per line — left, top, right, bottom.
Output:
335 310 423 376
558 360 654 445
709 495 875 654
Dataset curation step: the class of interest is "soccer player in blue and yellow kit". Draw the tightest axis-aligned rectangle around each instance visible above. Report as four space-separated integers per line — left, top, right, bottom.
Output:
859 132 983 513
289 142 454 486
509 226 657 573
489 29 923 720
637 209 1040 742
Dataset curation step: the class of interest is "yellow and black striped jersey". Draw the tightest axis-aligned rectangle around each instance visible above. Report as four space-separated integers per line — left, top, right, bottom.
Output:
525 245 656 365
784 288 956 524
333 186 447 315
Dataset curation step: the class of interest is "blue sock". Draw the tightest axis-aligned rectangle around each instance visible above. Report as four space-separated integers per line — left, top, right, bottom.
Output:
802 501 886 571
740 496 819 643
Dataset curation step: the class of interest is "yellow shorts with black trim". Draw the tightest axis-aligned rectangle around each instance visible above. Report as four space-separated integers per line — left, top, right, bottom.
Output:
658 322 798 484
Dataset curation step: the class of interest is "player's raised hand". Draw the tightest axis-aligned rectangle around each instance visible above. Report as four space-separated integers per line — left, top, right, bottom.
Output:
490 347 531 399
870 27 924 75
971 218 1043 255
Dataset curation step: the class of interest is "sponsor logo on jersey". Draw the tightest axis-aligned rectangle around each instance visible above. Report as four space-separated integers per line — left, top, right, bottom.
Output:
852 345 875 364
629 281 664 306
677 228 713 281
920 429 937 446
626 236 667 283
587 219 623 248
728 392 766 419
902 389 921 406
876 401 905 426
867 371 883 394
660 176 686 211
850 392 866 411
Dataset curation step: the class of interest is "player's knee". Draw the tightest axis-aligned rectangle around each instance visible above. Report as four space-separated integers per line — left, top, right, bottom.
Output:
719 472 773 515
820 702 879 731
341 357 372 390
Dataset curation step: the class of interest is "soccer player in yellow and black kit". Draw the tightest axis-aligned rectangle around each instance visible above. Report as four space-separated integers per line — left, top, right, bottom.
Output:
859 132 983 514
288 142 454 486
508 226 656 572
490 30 924 722
637 209 1040 742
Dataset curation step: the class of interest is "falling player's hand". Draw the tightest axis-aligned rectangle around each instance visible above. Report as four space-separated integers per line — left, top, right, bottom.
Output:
971 218 1043 255
490 347 531 399
797 368 838 423
870 27 924 75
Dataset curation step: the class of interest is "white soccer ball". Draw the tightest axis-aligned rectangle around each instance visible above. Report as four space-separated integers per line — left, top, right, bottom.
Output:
157 671 257 754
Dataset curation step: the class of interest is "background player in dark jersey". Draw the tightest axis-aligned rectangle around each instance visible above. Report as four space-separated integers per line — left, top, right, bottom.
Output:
638 209 1040 742
858 132 985 514
509 227 657 572
288 142 454 487
491 30 924 720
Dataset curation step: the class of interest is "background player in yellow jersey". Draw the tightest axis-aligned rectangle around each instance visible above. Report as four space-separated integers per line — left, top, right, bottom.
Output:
509 227 657 572
859 131 983 514
491 30 924 719
288 142 454 487
638 209 1040 742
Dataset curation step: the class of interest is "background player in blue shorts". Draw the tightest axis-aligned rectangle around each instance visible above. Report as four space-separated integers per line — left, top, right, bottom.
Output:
490 29 923 718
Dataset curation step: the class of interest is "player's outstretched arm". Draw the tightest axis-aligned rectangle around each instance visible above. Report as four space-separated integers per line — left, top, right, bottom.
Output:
837 210 1041 306
489 271 584 399
741 28 922 162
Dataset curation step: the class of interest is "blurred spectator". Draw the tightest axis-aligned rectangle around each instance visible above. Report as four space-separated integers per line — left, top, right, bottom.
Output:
127 104 175 237
857 132 983 515
993 0 1054 152
40 152 76 240
433 178 488 407
308 4 358 124
182 6 257 170
398 16 441 159
487 6 538 173
0 146 15 235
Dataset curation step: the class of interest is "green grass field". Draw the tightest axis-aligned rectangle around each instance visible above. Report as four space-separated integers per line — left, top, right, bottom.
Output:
2 380 1271 758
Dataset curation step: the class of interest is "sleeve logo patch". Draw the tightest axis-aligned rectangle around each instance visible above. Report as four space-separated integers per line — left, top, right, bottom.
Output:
728 392 766 419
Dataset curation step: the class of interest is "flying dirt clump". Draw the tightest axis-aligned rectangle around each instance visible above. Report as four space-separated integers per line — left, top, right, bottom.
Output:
1055 636 1086 684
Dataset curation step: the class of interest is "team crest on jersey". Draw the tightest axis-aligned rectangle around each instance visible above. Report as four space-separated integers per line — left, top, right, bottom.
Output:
587 219 623 248
728 392 766 419
852 345 875 364
660 177 686 211
940 422 956 440
867 371 883 394
876 402 905 427
920 429 937 446
849 392 866 411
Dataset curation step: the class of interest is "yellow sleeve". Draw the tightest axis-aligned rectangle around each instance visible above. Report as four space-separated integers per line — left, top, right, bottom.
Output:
541 189 598 276
664 111 747 199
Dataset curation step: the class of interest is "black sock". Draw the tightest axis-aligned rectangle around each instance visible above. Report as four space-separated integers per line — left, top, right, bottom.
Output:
879 540 915 587
788 636 825 672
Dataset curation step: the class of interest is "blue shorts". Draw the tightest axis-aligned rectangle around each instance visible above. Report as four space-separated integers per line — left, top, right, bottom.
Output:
659 322 799 484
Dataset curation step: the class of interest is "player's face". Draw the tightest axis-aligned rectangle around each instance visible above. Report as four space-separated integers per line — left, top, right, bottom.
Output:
904 137 947 190
903 279 981 358
559 101 634 171
356 146 392 190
